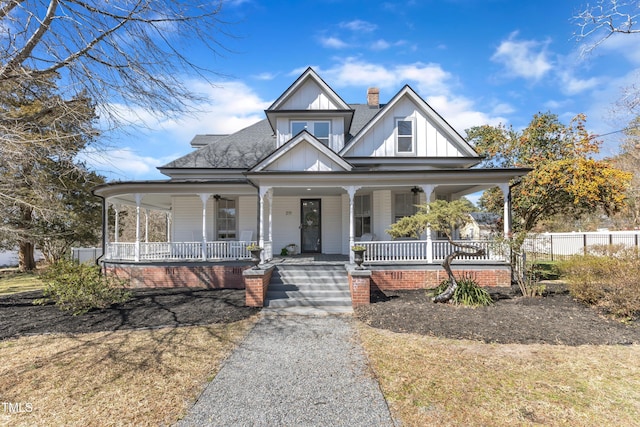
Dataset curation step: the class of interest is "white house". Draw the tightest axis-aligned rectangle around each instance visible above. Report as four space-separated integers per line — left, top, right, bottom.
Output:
93 68 528 292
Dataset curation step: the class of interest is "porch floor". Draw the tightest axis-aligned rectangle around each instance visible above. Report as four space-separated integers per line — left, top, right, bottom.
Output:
270 254 350 265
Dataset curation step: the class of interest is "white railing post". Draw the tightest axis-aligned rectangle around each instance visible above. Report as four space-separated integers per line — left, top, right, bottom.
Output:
113 204 120 243
258 186 271 263
134 194 143 262
421 185 435 263
343 185 361 264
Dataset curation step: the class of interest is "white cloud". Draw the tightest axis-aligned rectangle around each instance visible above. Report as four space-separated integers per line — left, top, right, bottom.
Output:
79 147 173 180
318 58 507 133
492 32 553 80
426 95 507 134
252 72 278 81
158 80 270 140
319 36 350 49
339 20 377 33
322 58 453 95
597 34 640 65
558 70 601 95
370 39 391 51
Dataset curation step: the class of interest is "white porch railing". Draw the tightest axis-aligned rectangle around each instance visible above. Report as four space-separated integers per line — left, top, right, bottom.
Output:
361 239 509 263
106 241 263 262
105 239 506 263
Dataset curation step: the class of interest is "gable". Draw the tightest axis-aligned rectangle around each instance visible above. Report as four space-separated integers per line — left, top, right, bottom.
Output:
267 67 350 112
341 87 479 159
250 131 352 172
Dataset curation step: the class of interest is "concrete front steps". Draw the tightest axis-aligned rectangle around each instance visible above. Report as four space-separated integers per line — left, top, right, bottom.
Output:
263 264 353 315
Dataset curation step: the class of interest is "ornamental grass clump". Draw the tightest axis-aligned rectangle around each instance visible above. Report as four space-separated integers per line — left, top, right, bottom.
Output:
432 275 493 307
35 259 131 315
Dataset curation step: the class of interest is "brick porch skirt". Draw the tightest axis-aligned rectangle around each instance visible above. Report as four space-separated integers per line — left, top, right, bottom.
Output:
103 262 249 289
348 264 512 308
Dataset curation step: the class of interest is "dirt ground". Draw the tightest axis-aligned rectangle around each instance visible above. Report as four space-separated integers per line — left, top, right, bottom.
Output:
0 288 259 340
356 285 640 346
1 286 638 345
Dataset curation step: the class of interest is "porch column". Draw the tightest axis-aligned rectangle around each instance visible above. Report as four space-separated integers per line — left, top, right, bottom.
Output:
144 209 150 243
421 185 435 263
343 186 361 264
258 186 271 262
267 189 273 243
199 193 211 261
498 183 512 236
134 194 143 262
104 201 110 258
166 210 172 243
113 204 120 243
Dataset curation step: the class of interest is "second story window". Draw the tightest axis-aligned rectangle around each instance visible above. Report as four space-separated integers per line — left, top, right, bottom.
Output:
291 120 331 146
396 118 414 154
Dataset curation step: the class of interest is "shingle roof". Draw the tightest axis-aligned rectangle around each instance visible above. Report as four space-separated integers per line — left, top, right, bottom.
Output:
160 104 381 171
160 120 277 169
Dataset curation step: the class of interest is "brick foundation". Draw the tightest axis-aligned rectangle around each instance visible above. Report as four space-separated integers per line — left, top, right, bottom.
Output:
243 266 274 307
371 266 511 292
104 262 249 289
348 270 371 308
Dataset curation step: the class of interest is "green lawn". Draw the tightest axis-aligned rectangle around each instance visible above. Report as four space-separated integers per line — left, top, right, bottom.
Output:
0 271 44 295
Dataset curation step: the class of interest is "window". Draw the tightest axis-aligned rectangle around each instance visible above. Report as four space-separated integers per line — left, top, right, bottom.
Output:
394 192 416 222
216 198 236 240
396 118 414 153
291 120 331 145
354 195 371 238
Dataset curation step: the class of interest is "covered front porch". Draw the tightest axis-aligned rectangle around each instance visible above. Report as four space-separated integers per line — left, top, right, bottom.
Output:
93 170 520 267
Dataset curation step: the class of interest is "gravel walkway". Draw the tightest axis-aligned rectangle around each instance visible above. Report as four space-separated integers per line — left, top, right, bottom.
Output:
176 314 395 426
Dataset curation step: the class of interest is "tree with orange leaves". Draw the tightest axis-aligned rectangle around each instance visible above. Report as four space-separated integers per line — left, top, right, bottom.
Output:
467 112 631 237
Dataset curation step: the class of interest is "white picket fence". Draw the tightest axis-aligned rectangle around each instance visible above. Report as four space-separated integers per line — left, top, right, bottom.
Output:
523 231 640 261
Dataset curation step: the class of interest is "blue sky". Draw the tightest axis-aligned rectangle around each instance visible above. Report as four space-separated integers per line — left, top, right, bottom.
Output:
86 0 640 181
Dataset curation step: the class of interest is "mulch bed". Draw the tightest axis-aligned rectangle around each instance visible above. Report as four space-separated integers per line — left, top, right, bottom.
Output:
0 288 259 340
355 285 640 346
2 285 639 346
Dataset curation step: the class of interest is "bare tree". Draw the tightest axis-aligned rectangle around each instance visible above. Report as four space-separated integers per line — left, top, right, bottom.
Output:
0 1 231 267
0 0 229 124
574 1 640 115
574 0 640 53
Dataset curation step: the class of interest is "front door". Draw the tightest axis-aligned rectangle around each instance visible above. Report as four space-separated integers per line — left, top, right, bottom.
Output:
301 199 321 253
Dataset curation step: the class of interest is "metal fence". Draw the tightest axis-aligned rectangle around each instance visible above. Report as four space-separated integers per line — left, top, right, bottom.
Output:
71 247 103 264
522 232 640 262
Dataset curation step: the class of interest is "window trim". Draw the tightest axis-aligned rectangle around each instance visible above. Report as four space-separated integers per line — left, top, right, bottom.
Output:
215 197 237 240
354 194 372 238
395 117 415 155
290 120 331 146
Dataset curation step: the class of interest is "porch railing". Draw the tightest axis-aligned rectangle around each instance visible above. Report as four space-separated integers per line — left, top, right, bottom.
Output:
106 241 263 262
361 239 509 263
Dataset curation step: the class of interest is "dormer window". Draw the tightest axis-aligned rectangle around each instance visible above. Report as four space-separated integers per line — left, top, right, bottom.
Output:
291 120 331 146
396 118 414 154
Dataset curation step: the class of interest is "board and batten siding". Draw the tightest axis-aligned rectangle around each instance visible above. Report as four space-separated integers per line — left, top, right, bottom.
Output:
280 79 340 110
346 97 465 158
267 141 344 171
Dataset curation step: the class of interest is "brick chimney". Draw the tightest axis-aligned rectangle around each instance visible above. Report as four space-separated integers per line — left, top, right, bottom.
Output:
367 87 379 108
